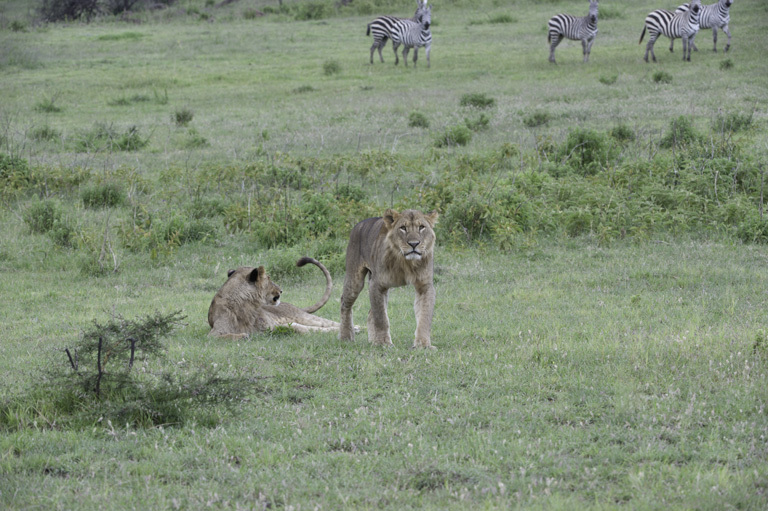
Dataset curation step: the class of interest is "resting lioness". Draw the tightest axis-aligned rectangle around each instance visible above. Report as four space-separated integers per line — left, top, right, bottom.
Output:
208 257 343 339
339 208 439 349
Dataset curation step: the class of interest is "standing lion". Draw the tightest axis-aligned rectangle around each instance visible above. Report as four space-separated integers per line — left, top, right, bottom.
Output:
339 209 438 349
208 257 344 339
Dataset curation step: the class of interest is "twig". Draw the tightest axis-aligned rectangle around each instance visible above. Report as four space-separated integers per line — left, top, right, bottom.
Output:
65 348 78 372
127 337 137 370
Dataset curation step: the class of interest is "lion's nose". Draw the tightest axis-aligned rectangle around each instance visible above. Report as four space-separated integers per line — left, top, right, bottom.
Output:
408 240 420 249
273 295 280 302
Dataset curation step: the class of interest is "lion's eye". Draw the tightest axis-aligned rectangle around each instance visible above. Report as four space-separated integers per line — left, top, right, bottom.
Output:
418 225 425 232
399 226 407 233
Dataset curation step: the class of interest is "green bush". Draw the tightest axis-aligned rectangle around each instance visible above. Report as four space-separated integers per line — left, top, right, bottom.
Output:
660 116 700 149
522 111 551 128
736 215 768 244
435 125 472 148
0 153 32 193
610 124 635 142
323 60 341 76
408 112 430 129
557 128 617 176
294 1 327 20
599 74 618 85
31 125 61 142
712 111 753 133
73 123 149 153
653 70 673 84
81 183 125 209
465 113 490 132
460 93 496 109
23 200 75 247
174 108 194 127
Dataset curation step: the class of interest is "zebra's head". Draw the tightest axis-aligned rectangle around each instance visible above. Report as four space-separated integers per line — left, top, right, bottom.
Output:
690 0 702 15
588 0 598 24
723 0 732 7
417 4 432 30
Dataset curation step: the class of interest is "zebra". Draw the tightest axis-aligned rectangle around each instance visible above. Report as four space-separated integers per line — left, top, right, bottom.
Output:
366 1 428 65
639 0 702 62
396 3 432 68
670 0 733 53
547 0 599 64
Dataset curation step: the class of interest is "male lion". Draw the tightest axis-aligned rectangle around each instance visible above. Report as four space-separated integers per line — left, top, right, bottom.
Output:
339 208 438 349
208 257 343 339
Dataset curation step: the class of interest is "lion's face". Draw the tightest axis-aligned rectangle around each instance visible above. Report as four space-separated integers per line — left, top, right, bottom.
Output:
224 266 282 307
383 209 438 261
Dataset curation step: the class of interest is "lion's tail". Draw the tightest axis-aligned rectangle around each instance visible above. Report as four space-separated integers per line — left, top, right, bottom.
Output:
296 257 333 313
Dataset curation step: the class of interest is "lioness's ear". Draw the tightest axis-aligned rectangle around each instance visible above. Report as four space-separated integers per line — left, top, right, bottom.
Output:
249 266 265 283
227 269 236 278
426 211 439 227
383 209 400 228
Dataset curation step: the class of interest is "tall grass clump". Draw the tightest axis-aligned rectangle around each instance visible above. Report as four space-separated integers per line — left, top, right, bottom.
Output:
434 124 472 148
23 199 75 247
522 110 551 128
174 108 194 127
81 183 125 208
323 59 341 76
73 123 150 153
408 112 430 129
460 93 495 109
653 70 673 84
712 110 754 133
0 153 32 193
660 116 700 148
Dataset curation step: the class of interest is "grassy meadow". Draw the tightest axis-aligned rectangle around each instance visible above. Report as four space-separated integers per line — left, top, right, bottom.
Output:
1 0 768 508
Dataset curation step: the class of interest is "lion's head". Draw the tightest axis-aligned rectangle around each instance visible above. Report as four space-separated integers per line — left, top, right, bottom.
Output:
382 208 438 262
208 266 282 329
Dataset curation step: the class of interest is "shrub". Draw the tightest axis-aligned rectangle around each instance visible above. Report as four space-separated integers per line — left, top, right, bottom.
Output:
182 129 209 149
323 60 341 76
464 113 490 132
610 124 635 143
174 108 194 127
720 59 734 70
659 116 699 149
736 215 768 244
39 0 100 22
434 125 472 148
557 128 616 175
522 111 551 128
294 1 327 20
712 111 754 133
81 183 125 208
23 200 75 247
73 123 149 152
35 96 62 113
408 112 430 129
488 13 515 23
652 70 672 84
0 153 32 192
460 93 495 109
31 125 61 142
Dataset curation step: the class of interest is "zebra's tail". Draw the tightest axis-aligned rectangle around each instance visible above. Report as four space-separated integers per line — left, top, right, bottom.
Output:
366 23 371 36
639 26 646 44
547 31 551 44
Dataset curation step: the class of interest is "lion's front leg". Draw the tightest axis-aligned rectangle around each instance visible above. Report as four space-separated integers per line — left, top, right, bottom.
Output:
412 281 435 349
367 284 393 346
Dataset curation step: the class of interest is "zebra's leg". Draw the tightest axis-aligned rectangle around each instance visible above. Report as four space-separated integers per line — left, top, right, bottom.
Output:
425 43 430 68
669 36 675 53
392 41 400 65
402 46 410 67
583 36 596 63
722 24 731 53
377 36 387 63
712 26 718 52
682 35 691 61
644 33 659 63
412 47 419 67
549 34 562 64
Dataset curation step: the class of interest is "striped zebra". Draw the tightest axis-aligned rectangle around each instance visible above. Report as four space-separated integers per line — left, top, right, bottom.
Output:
639 0 702 62
547 0 599 64
671 0 733 53
366 1 428 65
396 3 432 68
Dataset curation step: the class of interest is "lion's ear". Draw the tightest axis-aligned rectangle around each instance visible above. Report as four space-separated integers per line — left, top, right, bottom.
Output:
383 209 400 228
426 211 439 227
249 267 265 283
227 269 236 278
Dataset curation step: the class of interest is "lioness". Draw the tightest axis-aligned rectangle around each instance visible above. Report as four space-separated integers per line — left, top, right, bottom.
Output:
208 257 343 339
339 208 438 348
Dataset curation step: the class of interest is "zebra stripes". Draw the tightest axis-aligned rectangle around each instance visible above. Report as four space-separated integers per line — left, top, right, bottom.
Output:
396 4 432 68
673 0 733 52
640 0 702 62
547 0 599 64
366 1 428 65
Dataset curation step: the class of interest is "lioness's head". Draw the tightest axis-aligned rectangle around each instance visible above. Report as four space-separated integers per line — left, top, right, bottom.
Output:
383 208 438 262
221 266 282 307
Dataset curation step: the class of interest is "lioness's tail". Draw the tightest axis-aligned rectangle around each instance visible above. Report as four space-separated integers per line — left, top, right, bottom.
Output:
296 256 333 313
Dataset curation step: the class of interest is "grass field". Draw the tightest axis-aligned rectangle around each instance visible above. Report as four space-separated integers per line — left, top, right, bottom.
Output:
1 0 768 509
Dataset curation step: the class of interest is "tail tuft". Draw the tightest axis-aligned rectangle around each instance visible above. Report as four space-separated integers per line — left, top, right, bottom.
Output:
297 256 314 267
639 26 646 44
366 23 371 36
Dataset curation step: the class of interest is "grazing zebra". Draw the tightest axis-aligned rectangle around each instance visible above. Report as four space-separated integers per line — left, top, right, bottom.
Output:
547 0 599 64
397 3 432 67
671 0 733 53
640 0 702 62
366 1 428 65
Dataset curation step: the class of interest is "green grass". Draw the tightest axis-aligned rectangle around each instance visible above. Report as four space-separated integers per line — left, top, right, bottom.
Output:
1 0 768 508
